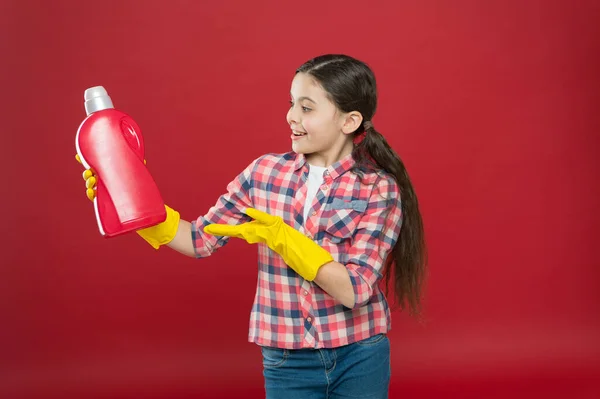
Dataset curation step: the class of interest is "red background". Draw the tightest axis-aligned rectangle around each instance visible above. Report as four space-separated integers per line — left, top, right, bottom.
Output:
2 1 599 398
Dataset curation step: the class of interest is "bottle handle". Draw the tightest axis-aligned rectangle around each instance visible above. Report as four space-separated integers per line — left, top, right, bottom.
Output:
120 116 145 162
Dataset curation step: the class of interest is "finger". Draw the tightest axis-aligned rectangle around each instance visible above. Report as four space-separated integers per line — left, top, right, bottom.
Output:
85 176 97 189
245 208 279 225
82 169 94 181
86 188 96 201
76 154 96 174
204 224 245 238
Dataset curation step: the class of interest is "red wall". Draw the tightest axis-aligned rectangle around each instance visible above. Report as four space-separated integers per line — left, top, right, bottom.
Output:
2 1 599 398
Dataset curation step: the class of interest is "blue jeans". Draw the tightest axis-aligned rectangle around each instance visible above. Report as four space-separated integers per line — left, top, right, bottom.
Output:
261 333 391 399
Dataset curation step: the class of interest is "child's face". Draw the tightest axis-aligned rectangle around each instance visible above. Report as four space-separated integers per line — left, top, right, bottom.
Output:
287 73 353 164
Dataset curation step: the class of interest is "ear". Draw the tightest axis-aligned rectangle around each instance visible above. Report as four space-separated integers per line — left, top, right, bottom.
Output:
341 111 363 135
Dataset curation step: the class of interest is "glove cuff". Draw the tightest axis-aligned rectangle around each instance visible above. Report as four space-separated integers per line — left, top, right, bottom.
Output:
136 205 181 249
302 250 334 281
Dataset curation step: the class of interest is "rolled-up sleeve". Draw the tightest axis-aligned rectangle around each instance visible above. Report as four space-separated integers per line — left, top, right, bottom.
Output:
191 156 260 258
346 175 403 309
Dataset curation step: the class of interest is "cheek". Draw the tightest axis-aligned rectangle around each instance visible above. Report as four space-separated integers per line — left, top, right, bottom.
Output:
302 115 321 134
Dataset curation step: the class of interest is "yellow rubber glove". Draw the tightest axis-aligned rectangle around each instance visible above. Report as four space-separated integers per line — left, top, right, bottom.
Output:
135 205 180 249
75 154 180 249
204 208 334 281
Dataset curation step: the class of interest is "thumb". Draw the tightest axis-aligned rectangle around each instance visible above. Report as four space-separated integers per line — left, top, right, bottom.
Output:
245 208 279 225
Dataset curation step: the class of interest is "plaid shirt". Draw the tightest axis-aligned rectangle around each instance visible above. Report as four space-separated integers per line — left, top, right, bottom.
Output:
191 151 403 349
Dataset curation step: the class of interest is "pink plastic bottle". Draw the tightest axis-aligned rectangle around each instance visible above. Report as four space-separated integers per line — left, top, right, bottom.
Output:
75 86 166 237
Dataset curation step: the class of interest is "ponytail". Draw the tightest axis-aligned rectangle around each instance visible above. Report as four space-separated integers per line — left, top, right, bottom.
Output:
352 123 428 318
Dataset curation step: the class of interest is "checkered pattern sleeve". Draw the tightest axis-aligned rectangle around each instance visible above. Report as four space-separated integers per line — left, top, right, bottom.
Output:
345 175 403 308
190 156 260 258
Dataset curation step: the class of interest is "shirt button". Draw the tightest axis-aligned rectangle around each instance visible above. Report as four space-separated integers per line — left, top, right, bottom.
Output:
322 186 329 191
311 211 317 216
303 290 308 295
307 317 312 322
306 232 312 239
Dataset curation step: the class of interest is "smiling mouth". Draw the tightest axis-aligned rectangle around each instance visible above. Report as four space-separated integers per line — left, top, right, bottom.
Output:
292 130 307 136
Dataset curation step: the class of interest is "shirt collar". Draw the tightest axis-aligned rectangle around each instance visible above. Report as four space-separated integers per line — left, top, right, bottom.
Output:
293 152 307 171
326 151 356 180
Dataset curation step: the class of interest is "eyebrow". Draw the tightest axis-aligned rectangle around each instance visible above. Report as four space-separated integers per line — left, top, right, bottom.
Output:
291 95 317 104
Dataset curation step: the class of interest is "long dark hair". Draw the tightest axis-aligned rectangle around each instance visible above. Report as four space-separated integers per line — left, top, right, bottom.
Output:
296 54 428 318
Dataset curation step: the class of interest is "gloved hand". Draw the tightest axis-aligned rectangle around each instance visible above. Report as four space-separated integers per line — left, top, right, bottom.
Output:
204 208 334 281
75 154 180 249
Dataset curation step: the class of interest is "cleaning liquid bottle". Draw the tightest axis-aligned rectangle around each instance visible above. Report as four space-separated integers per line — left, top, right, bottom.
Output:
75 86 166 237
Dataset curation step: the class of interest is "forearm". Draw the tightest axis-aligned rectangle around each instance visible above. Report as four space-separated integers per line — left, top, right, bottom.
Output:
314 261 355 308
166 219 196 257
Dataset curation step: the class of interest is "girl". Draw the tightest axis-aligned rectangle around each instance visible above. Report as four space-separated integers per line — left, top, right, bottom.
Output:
78 54 427 399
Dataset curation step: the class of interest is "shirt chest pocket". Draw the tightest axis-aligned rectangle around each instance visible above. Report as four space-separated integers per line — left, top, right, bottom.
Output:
321 198 368 243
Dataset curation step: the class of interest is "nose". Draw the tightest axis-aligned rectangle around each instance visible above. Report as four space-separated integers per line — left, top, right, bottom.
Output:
286 104 299 126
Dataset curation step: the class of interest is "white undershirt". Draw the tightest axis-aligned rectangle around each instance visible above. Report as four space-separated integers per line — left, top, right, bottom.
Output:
303 164 327 224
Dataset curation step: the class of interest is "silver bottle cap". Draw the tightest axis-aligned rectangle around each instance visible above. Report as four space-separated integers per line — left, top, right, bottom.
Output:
84 86 114 115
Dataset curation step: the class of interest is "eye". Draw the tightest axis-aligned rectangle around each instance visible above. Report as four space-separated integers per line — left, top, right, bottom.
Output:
289 100 311 112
